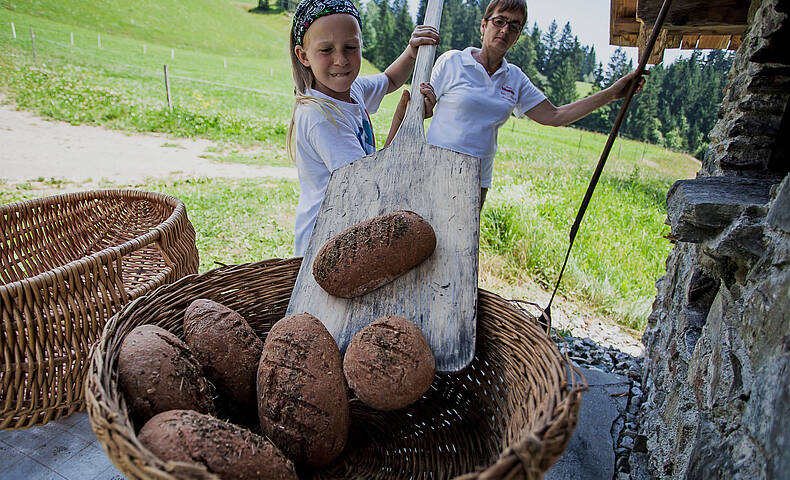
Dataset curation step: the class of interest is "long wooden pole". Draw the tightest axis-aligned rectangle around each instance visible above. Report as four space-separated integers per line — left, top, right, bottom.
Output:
541 0 675 330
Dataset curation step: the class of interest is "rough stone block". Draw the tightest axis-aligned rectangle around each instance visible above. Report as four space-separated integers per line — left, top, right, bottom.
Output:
767 174 790 232
667 177 775 243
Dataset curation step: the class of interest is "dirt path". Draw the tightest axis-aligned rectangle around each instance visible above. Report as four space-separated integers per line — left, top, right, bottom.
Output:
0 103 297 188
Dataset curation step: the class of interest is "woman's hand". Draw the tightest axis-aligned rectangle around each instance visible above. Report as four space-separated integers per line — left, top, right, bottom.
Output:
608 70 650 100
407 25 440 59
384 83 437 147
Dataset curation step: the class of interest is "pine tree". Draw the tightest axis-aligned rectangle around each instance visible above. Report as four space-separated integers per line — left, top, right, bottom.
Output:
548 58 579 106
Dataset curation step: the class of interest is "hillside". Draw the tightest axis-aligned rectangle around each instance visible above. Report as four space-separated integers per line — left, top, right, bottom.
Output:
0 0 701 330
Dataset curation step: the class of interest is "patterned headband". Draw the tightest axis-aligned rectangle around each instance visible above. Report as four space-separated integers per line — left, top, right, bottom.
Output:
292 0 362 46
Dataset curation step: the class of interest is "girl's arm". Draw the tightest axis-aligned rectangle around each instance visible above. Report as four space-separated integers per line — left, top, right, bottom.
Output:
526 70 648 127
384 26 440 94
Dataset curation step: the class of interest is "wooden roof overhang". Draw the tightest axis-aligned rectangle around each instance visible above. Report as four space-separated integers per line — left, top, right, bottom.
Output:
610 0 751 64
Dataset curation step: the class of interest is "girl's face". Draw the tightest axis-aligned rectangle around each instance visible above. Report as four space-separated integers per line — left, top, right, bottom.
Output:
294 14 362 102
480 8 525 56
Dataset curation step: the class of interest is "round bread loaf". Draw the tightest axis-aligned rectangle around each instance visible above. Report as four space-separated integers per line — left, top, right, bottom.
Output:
343 316 435 411
118 325 214 426
184 299 263 408
138 409 298 480
312 210 436 298
257 313 349 467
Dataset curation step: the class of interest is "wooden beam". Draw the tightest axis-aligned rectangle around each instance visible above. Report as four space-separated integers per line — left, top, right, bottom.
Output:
638 22 668 64
638 0 749 28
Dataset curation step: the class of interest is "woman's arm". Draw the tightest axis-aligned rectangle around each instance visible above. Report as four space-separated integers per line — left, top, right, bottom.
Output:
526 70 648 127
384 26 440 94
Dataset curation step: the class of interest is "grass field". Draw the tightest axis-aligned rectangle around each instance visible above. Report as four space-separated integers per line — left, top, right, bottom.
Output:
0 1 701 330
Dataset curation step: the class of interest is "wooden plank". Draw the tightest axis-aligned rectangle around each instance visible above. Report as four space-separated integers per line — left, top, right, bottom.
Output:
681 34 700 49
287 0 480 374
697 34 732 49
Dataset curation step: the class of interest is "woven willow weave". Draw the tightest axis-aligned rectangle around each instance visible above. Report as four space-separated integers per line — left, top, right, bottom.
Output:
1 190 199 430
87 258 584 479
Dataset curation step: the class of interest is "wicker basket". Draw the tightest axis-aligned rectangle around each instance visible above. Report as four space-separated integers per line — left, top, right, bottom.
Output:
86 258 584 479
1 189 199 430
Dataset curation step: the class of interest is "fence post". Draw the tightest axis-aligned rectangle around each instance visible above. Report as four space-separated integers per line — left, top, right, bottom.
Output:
98 33 101 48
164 64 173 111
171 48 174 59
143 44 146 54
70 31 74 45
30 27 37 62
11 22 16 39
223 58 227 68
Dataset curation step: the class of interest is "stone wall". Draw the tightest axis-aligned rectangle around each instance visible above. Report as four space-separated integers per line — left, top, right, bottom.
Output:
638 0 789 478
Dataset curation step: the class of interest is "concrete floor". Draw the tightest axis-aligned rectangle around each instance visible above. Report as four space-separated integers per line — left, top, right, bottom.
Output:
0 412 123 480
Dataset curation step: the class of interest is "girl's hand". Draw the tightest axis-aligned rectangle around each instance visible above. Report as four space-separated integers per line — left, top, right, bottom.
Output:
407 25 440 59
420 82 436 119
384 83 436 147
609 70 650 100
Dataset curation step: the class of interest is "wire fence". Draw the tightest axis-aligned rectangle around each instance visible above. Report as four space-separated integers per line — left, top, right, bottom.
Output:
2 20 402 117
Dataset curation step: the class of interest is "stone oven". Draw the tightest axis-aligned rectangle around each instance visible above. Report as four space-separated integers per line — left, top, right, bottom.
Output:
611 0 788 478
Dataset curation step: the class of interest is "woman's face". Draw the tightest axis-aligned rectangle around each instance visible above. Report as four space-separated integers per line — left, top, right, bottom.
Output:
480 8 525 55
295 14 362 102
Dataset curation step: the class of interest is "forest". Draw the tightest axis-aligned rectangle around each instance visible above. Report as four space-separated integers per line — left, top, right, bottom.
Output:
276 0 734 159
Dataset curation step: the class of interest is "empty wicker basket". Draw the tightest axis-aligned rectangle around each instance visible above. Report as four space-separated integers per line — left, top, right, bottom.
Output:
86 258 584 479
1 189 199 430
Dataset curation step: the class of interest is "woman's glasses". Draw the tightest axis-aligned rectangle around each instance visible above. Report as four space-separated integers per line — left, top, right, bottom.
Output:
486 15 524 33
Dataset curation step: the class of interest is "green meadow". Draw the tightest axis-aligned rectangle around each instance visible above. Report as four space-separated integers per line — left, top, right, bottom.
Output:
0 0 700 330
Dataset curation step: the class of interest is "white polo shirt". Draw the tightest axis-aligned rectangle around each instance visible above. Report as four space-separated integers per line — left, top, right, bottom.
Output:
427 47 546 187
292 73 389 256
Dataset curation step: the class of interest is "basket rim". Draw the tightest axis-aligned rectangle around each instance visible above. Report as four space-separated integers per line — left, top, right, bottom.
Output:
1 188 186 293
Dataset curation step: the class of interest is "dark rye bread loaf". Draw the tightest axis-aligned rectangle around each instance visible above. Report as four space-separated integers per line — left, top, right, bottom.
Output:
118 325 214 426
343 316 435 411
312 210 436 298
184 299 263 408
257 313 349 467
138 409 298 480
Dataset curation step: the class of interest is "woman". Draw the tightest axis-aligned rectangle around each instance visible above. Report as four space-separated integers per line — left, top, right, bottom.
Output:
426 0 646 205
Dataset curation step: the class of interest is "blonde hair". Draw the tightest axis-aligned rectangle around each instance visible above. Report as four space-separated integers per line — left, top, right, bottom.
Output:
286 22 345 162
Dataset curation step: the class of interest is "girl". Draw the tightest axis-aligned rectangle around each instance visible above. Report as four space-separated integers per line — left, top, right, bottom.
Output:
288 0 439 256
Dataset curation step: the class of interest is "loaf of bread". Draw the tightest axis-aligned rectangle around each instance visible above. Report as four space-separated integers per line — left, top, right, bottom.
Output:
257 313 349 467
183 299 262 408
312 210 436 298
138 409 298 480
343 316 435 411
118 325 214 426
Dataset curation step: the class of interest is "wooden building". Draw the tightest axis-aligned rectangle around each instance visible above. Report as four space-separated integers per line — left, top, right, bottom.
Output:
610 0 751 63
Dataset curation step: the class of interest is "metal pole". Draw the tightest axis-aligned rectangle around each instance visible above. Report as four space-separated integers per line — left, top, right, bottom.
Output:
11 22 16 39
70 32 74 45
30 27 37 62
164 64 173 111
98 33 101 48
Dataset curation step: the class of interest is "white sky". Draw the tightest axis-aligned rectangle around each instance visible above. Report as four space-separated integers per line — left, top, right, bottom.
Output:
407 0 691 66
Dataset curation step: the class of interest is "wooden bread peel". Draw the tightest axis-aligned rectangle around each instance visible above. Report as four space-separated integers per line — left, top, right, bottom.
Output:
286 0 480 373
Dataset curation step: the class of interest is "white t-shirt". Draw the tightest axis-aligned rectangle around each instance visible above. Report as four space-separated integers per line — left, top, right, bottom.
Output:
292 73 390 256
427 47 546 187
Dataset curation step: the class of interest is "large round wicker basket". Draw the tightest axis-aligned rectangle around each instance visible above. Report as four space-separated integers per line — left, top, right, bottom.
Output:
1 189 199 430
87 258 584 479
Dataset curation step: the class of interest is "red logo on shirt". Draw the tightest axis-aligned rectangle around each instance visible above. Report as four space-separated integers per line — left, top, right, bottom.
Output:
500 85 516 104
